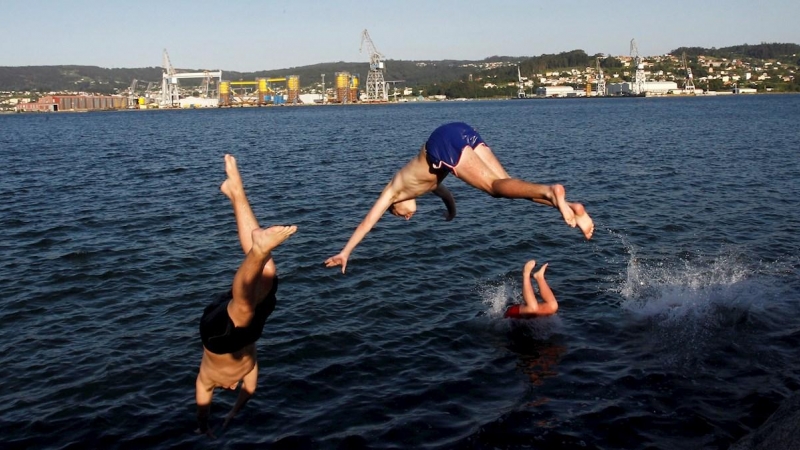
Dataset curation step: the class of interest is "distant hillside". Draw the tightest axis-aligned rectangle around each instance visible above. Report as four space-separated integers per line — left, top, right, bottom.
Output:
670 43 800 61
1 42 797 94
0 66 163 94
0 59 491 93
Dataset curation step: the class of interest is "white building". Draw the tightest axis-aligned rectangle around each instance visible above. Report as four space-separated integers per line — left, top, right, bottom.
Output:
178 97 219 108
536 86 575 97
607 81 679 95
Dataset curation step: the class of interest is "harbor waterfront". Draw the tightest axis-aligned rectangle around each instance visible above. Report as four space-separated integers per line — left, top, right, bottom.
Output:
1 95 799 449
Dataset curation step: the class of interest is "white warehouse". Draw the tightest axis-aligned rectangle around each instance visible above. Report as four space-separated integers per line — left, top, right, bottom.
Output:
607 81 680 95
536 86 576 97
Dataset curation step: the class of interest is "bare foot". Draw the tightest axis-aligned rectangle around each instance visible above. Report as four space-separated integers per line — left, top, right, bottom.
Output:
533 262 549 281
220 154 245 200
251 225 297 256
524 259 536 274
552 184 576 227
570 203 594 240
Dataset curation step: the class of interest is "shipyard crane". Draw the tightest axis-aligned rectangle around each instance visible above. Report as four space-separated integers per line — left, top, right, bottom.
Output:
161 49 180 107
630 39 646 95
517 66 526 98
159 49 223 107
126 78 139 108
360 29 388 102
682 52 696 95
595 58 605 97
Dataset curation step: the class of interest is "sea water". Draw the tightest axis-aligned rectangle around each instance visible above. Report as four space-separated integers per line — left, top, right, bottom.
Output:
1 95 799 449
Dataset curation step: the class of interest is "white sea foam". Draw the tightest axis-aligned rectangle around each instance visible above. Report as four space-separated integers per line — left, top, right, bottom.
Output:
478 278 518 319
608 234 797 329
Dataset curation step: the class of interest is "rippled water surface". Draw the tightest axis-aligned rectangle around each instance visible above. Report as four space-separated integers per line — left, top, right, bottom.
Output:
2 96 800 449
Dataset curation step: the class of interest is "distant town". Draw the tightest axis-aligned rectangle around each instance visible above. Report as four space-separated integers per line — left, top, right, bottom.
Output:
2 41 798 112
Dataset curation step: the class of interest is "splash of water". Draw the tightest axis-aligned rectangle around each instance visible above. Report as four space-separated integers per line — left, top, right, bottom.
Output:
602 231 795 329
477 278 518 319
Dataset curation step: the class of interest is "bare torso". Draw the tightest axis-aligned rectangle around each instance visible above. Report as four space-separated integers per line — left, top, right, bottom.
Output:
389 146 444 201
199 343 257 388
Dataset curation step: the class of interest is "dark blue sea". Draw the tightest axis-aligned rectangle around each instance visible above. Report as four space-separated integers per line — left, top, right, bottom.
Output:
1 95 799 450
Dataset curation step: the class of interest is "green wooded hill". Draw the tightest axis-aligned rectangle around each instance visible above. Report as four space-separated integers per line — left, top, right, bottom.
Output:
1 42 797 94
0 59 489 94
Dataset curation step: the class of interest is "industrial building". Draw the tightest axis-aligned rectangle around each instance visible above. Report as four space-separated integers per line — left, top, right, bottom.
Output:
15 95 126 112
607 81 679 96
536 86 577 97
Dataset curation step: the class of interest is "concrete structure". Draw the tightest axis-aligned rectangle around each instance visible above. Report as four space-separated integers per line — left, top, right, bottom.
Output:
536 86 575 97
733 86 758 94
178 97 219 108
607 81 679 95
16 95 126 112
298 93 322 104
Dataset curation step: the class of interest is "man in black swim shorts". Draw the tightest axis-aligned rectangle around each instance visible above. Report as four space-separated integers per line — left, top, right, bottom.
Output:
324 121 594 274
194 154 296 438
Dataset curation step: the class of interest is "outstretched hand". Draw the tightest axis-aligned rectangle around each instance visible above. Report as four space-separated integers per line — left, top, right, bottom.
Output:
324 253 349 274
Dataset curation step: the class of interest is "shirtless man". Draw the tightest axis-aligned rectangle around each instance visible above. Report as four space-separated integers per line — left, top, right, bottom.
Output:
324 122 594 274
504 260 558 318
195 154 297 437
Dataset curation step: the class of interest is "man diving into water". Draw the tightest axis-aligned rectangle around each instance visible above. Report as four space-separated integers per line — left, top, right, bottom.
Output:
195 154 296 437
324 122 594 273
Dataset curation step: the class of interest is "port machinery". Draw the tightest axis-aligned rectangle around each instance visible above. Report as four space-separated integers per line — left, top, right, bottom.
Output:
596 57 606 97
630 39 646 95
160 49 223 108
360 29 388 102
517 66 526 98
682 52 696 95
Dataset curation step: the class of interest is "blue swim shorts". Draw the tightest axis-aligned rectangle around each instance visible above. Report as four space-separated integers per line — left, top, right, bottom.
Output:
425 122 485 175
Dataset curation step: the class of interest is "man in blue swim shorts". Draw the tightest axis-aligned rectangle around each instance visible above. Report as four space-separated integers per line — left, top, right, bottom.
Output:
195 154 297 438
324 122 594 274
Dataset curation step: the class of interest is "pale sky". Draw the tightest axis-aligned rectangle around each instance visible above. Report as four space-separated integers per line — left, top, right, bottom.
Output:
2 0 798 71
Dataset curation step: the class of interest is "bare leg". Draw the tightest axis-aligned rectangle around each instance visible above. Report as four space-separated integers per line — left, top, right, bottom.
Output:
569 203 594 240
473 143 510 179
220 154 260 255
519 261 558 316
533 263 558 315
220 154 293 296
455 147 579 228
228 226 296 327
520 259 539 314
462 146 595 238
493 180 576 227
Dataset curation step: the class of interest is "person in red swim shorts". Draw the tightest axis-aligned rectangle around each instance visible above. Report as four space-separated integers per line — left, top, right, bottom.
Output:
505 259 559 318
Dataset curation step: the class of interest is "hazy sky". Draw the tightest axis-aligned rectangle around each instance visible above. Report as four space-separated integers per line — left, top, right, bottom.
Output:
2 0 798 71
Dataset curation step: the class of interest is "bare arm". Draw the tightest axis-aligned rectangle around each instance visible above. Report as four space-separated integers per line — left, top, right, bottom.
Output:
325 154 436 274
223 364 258 429
432 184 456 221
324 182 399 273
195 374 216 438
